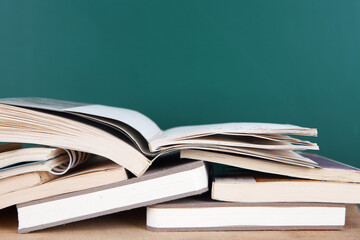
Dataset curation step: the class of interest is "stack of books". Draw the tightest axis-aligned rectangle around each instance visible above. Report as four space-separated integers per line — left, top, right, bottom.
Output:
0 97 358 233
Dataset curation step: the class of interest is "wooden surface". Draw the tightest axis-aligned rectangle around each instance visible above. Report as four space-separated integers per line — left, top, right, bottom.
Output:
0 205 359 240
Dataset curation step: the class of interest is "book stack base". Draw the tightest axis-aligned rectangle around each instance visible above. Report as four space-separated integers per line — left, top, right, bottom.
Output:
1 205 360 239
146 199 346 231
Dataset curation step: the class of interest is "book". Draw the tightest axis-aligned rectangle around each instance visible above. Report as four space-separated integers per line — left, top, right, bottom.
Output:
0 146 90 179
212 175 360 204
0 156 128 210
0 171 56 196
0 143 58 195
16 160 208 233
181 150 360 182
146 197 346 231
0 144 89 196
0 97 319 176
2 205 359 239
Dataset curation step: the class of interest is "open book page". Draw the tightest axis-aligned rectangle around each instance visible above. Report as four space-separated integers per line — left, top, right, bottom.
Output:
0 100 152 176
0 98 162 144
0 98 161 155
64 106 160 155
72 115 154 156
150 123 317 151
175 133 315 145
160 145 318 167
154 135 318 151
65 105 162 142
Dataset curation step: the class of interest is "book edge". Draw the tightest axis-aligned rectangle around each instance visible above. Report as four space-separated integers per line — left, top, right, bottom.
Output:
17 187 208 233
146 225 344 232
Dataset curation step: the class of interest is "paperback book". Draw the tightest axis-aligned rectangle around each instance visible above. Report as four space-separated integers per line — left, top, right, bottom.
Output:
0 97 319 176
17 160 208 233
147 197 346 231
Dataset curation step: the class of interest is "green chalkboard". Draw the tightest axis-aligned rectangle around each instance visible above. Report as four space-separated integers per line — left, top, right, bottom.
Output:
0 1 359 166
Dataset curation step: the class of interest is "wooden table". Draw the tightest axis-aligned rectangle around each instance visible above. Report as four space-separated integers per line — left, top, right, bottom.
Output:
0 205 359 240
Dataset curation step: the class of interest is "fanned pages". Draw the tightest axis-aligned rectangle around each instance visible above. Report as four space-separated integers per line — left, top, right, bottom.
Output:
0 98 319 176
149 123 318 152
0 103 151 176
0 147 90 179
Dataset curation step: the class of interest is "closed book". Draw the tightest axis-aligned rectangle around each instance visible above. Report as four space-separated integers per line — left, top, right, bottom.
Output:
212 175 360 204
17 160 208 233
147 197 346 231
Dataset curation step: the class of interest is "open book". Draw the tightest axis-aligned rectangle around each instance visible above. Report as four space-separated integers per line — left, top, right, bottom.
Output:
0 98 319 176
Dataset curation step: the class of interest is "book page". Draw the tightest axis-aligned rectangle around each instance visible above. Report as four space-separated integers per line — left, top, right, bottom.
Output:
0 98 162 143
0 101 152 176
66 113 155 155
65 105 161 142
53 156 127 181
154 135 318 151
150 123 317 150
0 147 65 169
161 145 318 167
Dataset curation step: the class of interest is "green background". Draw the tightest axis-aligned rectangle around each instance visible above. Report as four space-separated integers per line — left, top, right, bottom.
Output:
0 1 359 166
